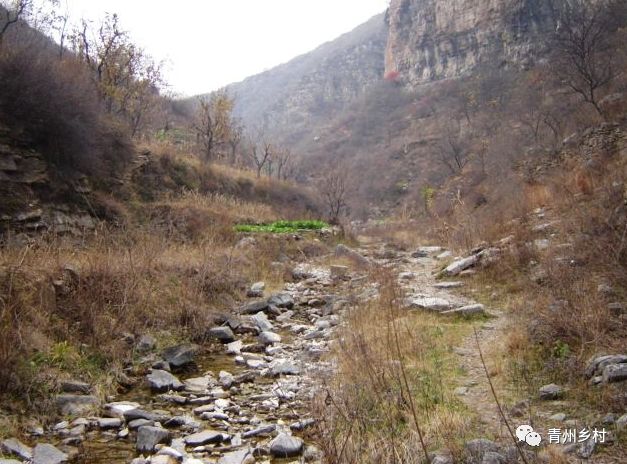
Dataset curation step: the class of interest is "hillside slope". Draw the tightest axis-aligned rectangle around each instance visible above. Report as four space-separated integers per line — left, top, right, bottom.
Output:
216 13 387 145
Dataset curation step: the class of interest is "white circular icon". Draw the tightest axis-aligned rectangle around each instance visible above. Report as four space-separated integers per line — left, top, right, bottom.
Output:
525 431 542 447
516 425 534 442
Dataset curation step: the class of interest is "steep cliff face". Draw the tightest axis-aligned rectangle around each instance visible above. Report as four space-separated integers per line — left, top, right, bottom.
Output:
223 14 387 143
385 0 557 87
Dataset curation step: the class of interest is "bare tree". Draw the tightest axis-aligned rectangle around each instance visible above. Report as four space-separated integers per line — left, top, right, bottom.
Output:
227 119 243 165
319 170 348 224
274 147 292 180
250 139 272 178
437 125 469 174
0 0 31 45
553 0 627 116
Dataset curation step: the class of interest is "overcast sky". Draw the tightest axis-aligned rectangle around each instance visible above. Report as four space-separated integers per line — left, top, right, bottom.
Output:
62 0 389 96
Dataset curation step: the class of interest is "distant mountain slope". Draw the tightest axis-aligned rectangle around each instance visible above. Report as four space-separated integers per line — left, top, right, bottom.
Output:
220 13 387 144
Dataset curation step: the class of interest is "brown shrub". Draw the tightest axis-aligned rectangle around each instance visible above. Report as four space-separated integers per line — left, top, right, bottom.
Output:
0 47 133 176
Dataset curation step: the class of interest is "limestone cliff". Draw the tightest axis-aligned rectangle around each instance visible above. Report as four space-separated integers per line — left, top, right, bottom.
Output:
385 0 557 87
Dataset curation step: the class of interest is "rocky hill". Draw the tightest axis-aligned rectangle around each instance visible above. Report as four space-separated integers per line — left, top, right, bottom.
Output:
218 13 388 144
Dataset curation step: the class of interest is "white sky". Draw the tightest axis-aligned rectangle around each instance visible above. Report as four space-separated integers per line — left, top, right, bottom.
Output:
61 0 390 96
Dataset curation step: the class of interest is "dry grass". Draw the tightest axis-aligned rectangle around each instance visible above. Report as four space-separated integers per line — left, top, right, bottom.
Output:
0 150 325 421
314 269 478 463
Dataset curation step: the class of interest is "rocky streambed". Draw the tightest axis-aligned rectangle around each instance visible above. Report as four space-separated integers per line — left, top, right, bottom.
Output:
1 262 358 464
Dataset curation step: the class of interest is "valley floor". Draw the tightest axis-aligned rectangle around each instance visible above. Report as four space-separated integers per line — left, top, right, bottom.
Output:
0 233 625 464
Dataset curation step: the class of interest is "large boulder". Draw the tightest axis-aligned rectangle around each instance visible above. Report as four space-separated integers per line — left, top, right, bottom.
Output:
32 444 68 464
259 331 282 346
162 344 199 369
136 426 171 453
55 394 99 415
207 326 236 344
602 363 627 383
268 293 294 309
269 433 304 458
146 370 184 392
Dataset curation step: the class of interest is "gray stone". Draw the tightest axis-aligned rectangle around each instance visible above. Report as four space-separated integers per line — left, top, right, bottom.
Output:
242 424 276 439
268 292 294 309
226 340 243 355
539 384 564 400
128 418 152 430
59 380 91 394
1 438 32 460
259 331 281 345
464 439 499 460
150 456 177 464
616 413 627 429
431 455 454 464
436 251 453 260
269 433 304 458
251 312 273 332
32 444 68 464
184 376 212 393
441 304 485 316
433 281 464 289
0 459 23 464
241 300 270 314
207 326 236 344
407 296 450 311
162 344 199 369
184 430 225 446
290 418 316 431
136 334 157 352
55 394 99 415
123 408 169 423
247 281 265 298
602 363 627 383
218 448 254 464
136 426 171 453
549 413 566 421
585 354 627 378
97 417 122 429
270 359 300 377
219 371 235 388
147 370 184 392
441 255 480 276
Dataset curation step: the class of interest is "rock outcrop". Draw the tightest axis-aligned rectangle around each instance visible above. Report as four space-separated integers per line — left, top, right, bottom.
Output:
384 0 557 88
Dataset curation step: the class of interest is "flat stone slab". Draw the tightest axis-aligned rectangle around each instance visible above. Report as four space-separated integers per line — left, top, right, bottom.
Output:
433 281 464 289
406 297 451 311
184 430 226 446
1 438 33 460
441 304 485 316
